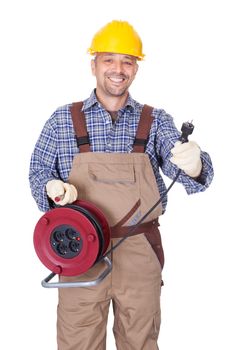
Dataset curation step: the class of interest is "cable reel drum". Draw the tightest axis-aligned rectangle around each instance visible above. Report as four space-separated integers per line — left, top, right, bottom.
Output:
33 200 112 288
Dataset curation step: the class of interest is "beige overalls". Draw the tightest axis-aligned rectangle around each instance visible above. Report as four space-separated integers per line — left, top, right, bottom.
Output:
57 103 164 350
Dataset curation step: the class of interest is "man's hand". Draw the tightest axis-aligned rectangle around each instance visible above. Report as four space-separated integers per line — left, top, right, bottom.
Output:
170 141 202 178
46 179 78 205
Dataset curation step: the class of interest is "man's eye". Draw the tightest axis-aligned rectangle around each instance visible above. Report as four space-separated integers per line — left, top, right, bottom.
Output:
104 59 113 63
124 61 133 66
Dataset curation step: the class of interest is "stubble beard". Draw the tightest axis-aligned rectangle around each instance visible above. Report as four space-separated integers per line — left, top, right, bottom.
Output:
104 74 130 97
104 84 128 97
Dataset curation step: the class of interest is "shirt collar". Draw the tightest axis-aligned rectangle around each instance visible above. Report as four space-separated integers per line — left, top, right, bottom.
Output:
82 89 137 112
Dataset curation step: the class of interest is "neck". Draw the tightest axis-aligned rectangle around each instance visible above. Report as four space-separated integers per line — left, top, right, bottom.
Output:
95 89 129 112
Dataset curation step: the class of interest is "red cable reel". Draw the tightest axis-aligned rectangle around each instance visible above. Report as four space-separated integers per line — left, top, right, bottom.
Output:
33 200 112 288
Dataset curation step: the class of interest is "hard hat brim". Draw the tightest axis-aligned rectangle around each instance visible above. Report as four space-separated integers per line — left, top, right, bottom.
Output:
87 48 145 61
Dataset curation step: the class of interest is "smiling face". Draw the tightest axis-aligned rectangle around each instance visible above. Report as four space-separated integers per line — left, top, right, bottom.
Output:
91 53 138 102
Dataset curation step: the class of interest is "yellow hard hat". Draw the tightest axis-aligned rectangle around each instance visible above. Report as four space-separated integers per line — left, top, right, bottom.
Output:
88 20 145 60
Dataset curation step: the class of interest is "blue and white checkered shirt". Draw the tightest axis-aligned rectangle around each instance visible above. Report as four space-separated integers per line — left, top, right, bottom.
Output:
29 90 214 212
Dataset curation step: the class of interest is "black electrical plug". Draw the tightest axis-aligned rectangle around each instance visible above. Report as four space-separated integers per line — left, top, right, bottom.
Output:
179 121 194 143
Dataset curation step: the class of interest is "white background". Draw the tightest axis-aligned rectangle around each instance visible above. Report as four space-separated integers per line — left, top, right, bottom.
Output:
0 0 232 349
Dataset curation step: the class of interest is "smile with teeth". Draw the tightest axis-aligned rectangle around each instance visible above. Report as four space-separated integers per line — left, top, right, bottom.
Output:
108 77 126 84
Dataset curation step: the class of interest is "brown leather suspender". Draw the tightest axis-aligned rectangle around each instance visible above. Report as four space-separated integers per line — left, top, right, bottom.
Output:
70 102 90 153
132 104 154 153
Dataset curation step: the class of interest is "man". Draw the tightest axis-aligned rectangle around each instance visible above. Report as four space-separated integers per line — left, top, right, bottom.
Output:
29 20 213 350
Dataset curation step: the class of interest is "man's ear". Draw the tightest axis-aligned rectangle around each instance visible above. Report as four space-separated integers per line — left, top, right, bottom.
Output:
91 59 96 76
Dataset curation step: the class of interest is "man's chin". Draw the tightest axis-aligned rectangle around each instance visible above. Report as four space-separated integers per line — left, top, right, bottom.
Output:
106 87 128 97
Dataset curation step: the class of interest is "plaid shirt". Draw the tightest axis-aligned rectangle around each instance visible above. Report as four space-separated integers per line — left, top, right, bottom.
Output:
29 90 214 212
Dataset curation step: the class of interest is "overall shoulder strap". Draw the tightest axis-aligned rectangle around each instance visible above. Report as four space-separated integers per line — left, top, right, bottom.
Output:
132 104 154 153
70 102 91 153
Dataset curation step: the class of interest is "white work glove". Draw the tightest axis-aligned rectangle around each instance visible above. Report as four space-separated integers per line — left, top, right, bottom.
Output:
46 179 78 206
170 141 202 178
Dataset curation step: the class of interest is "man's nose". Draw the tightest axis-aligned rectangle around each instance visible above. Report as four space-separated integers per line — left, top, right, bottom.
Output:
112 60 124 73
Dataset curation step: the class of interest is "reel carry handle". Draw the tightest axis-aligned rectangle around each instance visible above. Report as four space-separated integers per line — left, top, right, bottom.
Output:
41 256 112 288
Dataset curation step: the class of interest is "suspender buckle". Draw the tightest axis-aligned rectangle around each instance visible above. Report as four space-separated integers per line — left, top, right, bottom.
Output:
133 138 148 152
76 135 90 147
